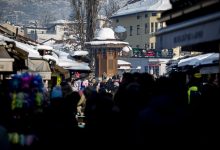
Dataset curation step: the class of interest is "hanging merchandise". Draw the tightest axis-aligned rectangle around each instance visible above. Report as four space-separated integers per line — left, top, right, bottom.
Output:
7 72 46 148
9 72 45 111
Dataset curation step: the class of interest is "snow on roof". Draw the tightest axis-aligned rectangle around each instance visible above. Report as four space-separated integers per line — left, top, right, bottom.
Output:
53 49 69 58
36 45 53 51
115 26 126 33
118 59 131 65
15 41 42 58
50 19 75 24
178 53 218 67
86 40 129 46
42 55 59 64
0 34 41 58
70 50 88 56
55 50 90 71
0 41 6 46
94 28 116 40
118 66 131 70
63 65 90 71
112 0 172 18
122 46 132 52
0 34 14 42
58 58 90 71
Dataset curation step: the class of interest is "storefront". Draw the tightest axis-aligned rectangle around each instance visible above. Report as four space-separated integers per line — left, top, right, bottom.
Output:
27 58 52 80
156 12 220 52
0 45 14 79
156 0 220 75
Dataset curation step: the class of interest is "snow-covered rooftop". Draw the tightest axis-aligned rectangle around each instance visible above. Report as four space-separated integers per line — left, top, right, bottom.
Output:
0 34 90 71
54 49 90 71
50 19 75 24
0 34 41 58
112 0 172 18
36 45 54 51
15 41 42 58
86 41 129 46
118 59 131 65
122 46 132 52
42 55 59 64
0 34 14 42
86 28 129 45
94 28 116 40
118 66 131 70
70 50 88 56
115 26 126 33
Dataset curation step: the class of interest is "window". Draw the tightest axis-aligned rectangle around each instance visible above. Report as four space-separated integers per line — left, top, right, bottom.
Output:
150 43 154 49
151 22 154 33
130 26 133 36
116 19 119 23
145 14 148 18
137 15 140 19
136 45 139 48
137 25 140 35
152 12 157 16
145 23 148 34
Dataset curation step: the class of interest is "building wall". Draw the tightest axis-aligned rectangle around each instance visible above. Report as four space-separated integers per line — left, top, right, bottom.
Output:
111 11 162 50
24 25 66 42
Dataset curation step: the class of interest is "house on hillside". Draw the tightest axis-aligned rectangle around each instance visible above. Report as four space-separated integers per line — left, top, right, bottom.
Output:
23 19 82 43
24 26 47 42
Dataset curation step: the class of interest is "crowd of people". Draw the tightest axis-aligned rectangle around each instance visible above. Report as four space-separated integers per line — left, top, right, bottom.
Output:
0 71 219 149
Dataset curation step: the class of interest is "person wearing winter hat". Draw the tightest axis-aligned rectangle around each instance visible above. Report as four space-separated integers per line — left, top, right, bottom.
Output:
51 85 63 99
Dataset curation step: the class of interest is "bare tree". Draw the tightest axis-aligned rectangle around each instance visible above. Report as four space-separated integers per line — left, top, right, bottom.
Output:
101 0 120 20
69 0 87 51
85 0 100 42
40 10 56 27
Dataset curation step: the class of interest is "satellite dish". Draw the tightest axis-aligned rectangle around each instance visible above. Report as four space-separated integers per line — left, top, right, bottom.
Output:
114 25 127 41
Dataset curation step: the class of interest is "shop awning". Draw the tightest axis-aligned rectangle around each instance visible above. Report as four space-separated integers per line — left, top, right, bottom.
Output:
178 53 219 67
28 59 51 80
53 65 70 79
156 12 220 50
0 46 14 72
118 66 131 70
